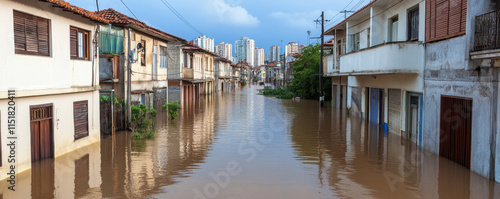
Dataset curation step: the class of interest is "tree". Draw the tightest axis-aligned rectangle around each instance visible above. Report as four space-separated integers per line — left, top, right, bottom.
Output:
289 44 332 100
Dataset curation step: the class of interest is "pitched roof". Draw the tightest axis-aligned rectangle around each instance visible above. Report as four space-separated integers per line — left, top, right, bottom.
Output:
214 56 232 63
40 0 108 23
183 42 218 56
95 8 186 42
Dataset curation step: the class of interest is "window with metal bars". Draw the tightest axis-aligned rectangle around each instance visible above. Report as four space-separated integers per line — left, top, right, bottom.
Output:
70 27 90 60
13 10 50 56
408 7 419 41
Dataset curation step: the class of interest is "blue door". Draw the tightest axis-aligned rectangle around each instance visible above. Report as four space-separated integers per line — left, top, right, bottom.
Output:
370 88 380 124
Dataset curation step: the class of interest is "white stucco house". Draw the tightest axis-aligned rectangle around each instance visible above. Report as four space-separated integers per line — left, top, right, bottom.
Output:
324 0 426 145
0 0 106 181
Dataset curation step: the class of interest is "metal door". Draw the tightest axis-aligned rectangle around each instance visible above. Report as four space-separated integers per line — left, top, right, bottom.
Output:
153 45 157 80
388 89 402 135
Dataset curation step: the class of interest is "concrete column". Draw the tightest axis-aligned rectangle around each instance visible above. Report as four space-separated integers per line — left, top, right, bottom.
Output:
361 87 366 119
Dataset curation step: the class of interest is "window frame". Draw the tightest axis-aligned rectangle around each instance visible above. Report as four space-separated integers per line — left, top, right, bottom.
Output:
389 15 399 42
13 10 51 56
407 6 420 41
70 26 90 60
160 45 168 68
140 40 146 66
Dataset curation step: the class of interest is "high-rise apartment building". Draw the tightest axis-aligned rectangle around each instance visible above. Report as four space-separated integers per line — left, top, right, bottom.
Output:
285 42 299 56
193 35 215 52
254 48 265 67
268 45 281 62
235 37 255 67
215 42 233 61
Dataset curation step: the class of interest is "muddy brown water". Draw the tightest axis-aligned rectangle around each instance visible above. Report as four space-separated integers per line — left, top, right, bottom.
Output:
1 86 499 199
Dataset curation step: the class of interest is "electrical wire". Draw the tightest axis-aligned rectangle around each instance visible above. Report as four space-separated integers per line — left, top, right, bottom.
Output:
160 0 204 36
119 0 139 20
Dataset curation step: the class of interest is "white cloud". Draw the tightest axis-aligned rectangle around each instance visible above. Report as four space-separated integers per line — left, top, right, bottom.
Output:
209 0 259 26
270 10 337 29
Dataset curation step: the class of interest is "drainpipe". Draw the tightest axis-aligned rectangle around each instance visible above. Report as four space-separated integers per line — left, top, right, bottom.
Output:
491 71 498 180
127 28 132 127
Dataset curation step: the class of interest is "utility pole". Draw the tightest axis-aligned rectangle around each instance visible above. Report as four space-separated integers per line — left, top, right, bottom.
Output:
307 30 311 45
315 11 329 107
126 28 132 127
340 10 354 19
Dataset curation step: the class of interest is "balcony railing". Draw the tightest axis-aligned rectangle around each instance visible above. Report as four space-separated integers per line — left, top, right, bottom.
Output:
474 10 500 51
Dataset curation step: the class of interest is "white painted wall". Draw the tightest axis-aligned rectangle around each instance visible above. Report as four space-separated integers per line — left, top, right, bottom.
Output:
0 0 99 95
340 42 424 74
0 0 101 181
0 91 100 181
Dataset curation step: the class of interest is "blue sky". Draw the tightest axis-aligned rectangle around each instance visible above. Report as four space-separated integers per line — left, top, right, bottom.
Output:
67 0 368 54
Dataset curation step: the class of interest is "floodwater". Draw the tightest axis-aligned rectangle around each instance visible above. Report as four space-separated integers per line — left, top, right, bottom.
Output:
2 86 500 199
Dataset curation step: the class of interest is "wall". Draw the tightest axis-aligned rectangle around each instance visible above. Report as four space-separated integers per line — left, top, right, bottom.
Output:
0 91 100 181
424 34 499 180
0 0 99 98
167 41 183 80
340 42 424 74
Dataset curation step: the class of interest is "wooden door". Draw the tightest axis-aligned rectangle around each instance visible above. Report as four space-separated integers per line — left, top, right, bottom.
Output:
30 104 53 163
440 96 472 169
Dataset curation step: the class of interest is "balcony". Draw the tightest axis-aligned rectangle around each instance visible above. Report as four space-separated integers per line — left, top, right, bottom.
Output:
339 41 423 75
323 54 340 76
471 10 500 60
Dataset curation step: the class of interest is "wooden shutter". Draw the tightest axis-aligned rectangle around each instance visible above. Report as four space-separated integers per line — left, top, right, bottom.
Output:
14 12 26 51
70 27 78 59
13 11 50 56
37 17 49 55
73 101 89 140
84 31 89 60
426 0 467 42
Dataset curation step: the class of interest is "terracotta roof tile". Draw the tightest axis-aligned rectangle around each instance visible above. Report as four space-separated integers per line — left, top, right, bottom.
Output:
40 0 108 23
95 8 186 42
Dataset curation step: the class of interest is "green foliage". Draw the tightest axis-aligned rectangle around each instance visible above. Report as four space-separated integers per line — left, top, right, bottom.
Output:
162 101 180 119
253 77 259 83
288 44 332 101
130 104 157 139
260 87 294 99
99 95 124 108
241 80 247 87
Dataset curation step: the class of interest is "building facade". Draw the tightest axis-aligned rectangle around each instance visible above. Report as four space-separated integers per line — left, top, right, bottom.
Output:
285 42 299 56
0 0 105 181
254 48 265 67
215 42 233 61
235 37 255 67
193 35 214 52
268 45 281 62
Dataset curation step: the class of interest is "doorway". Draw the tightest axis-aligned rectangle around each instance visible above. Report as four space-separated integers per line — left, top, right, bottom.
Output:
30 104 54 163
406 93 423 146
369 88 384 126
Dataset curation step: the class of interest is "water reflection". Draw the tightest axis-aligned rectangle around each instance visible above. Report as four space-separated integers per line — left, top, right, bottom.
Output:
1 86 499 198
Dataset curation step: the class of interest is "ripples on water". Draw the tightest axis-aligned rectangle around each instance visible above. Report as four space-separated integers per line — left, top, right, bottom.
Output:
1 86 499 199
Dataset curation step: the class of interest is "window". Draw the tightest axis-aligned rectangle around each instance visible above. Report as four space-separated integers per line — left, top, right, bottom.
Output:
140 94 146 105
367 28 371 47
13 11 50 56
425 0 466 42
389 16 399 42
350 32 360 52
74 100 89 140
140 40 146 66
160 46 167 68
408 7 419 41
70 27 89 60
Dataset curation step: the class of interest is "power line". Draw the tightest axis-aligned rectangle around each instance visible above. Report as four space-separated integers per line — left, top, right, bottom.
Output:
160 0 204 36
119 0 139 20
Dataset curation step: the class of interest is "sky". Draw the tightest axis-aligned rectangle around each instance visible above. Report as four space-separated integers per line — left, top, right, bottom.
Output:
66 0 369 55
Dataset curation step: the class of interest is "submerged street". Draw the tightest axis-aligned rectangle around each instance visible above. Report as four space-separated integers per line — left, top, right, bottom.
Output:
2 86 500 199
